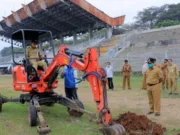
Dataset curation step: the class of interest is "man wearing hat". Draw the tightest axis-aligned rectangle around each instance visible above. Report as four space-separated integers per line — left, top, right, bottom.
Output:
161 59 169 90
146 58 163 116
154 59 160 68
167 59 179 95
122 60 131 90
26 40 47 71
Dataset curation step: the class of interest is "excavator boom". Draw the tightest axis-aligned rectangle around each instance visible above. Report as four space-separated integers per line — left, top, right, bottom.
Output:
38 45 126 134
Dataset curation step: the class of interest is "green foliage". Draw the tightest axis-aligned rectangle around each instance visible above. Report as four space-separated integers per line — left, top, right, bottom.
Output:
135 6 168 28
54 39 60 46
134 4 180 28
153 20 180 28
64 40 73 45
159 3 180 22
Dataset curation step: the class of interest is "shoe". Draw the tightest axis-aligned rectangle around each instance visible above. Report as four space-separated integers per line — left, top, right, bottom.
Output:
174 93 178 95
147 112 154 115
128 88 131 90
169 93 172 95
155 113 160 117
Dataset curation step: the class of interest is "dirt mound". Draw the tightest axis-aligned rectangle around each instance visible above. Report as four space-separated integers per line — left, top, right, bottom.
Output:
114 112 166 135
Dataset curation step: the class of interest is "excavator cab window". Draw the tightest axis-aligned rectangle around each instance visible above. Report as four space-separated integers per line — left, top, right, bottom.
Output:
11 29 56 82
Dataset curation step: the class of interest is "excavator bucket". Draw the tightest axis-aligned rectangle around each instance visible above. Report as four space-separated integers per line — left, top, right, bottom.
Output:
100 124 126 135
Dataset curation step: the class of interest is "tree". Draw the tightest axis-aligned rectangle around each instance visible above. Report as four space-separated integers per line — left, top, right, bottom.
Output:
158 3 180 22
135 5 169 29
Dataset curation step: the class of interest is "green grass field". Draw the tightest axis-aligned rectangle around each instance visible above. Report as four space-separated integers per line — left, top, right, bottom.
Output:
0 75 179 135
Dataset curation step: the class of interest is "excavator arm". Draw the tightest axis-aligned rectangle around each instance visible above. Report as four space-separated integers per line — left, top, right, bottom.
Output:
39 45 125 135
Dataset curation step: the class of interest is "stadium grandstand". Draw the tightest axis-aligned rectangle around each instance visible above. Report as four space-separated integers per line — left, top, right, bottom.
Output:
99 25 180 72
0 0 125 73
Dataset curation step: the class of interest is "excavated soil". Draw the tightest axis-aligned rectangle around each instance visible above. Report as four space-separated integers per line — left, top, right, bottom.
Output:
114 112 166 135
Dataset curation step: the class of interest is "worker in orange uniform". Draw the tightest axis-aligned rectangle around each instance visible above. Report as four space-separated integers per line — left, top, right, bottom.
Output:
122 60 131 90
146 58 163 116
167 59 179 95
142 61 148 90
161 59 168 90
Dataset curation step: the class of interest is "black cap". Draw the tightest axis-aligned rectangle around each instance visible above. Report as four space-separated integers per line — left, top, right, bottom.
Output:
148 58 156 63
124 60 128 62
31 39 38 44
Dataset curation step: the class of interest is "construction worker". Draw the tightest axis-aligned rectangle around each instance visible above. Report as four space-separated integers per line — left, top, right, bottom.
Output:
105 62 114 90
61 66 78 100
167 59 179 95
146 58 163 116
142 61 148 90
26 40 47 71
122 60 131 90
161 59 168 90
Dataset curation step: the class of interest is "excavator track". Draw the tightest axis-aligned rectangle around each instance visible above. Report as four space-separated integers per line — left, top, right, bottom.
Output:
100 124 126 135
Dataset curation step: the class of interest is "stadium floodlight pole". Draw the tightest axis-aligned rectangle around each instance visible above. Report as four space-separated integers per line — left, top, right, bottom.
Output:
126 52 130 60
165 49 168 59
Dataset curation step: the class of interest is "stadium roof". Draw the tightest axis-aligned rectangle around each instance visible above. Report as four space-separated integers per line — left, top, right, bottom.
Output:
0 0 125 39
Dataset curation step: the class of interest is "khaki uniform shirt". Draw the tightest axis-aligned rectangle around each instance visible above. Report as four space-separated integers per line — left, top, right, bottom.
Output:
161 63 168 75
154 64 161 68
167 64 179 78
146 66 163 84
122 64 131 76
26 46 43 60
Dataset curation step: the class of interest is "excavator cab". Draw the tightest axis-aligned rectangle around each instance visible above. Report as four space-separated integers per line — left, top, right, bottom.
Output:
11 29 55 84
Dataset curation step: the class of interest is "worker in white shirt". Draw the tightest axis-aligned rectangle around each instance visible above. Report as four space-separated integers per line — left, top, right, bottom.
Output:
142 61 148 90
105 62 114 90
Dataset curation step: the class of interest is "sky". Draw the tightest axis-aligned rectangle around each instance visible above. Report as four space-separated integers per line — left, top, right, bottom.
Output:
0 0 180 50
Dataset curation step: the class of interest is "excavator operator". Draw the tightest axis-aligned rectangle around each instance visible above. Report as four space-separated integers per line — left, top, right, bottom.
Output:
26 40 47 71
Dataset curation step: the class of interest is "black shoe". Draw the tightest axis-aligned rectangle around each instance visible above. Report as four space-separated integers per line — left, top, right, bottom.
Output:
169 93 172 95
155 113 160 117
147 112 154 115
128 88 131 90
174 93 178 95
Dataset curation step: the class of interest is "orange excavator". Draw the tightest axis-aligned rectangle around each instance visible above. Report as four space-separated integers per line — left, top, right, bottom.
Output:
0 29 125 135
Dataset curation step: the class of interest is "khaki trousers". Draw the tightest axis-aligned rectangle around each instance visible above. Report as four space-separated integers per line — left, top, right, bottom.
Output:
122 75 131 89
162 75 168 89
142 73 147 89
168 78 178 93
30 60 47 70
147 83 161 114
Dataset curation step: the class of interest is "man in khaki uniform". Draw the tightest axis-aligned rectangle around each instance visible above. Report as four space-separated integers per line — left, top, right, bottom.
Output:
26 40 47 71
122 60 131 90
167 59 179 95
161 59 168 90
154 59 161 68
146 58 163 116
